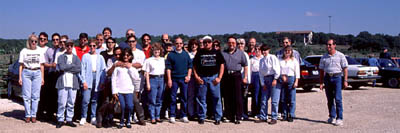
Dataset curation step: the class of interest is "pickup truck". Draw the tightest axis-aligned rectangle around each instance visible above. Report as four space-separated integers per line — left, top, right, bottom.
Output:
304 55 380 89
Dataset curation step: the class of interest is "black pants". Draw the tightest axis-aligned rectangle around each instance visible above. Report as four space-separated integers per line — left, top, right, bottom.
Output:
221 72 243 121
38 72 58 119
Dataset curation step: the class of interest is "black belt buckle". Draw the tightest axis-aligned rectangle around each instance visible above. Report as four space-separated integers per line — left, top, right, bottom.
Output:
227 70 238 74
328 73 340 77
25 67 40 70
150 75 164 78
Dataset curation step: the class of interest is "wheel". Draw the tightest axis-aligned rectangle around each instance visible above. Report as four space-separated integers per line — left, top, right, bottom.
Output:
350 83 361 89
302 86 313 91
387 77 399 88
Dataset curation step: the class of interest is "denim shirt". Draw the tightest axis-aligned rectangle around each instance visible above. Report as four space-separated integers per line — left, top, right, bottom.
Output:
80 53 107 92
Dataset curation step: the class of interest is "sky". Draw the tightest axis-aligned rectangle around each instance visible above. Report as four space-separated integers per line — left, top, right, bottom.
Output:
0 0 399 39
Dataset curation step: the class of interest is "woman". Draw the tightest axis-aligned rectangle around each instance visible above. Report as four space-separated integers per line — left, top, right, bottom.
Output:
213 39 221 51
112 48 140 129
144 43 165 124
19 34 45 123
249 45 263 117
187 39 199 120
278 46 300 122
80 39 107 125
100 37 117 65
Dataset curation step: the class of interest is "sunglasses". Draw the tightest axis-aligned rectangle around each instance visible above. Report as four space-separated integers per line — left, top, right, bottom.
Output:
53 39 59 41
89 45 97 47
327 44 335 46
31 40 38 43
66 45 74 47
61 41 67 44
40 38 47 41
128 40 136 43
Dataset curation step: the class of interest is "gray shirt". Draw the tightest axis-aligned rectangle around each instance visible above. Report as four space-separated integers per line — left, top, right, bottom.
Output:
221 49 248 71
319 51 348 74
44 47 57 72
276 49 302 64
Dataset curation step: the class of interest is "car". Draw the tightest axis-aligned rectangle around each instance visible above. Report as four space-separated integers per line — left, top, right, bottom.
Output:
298 59 320 91
7 61 22 98
304 55 380 89
377 59 400 88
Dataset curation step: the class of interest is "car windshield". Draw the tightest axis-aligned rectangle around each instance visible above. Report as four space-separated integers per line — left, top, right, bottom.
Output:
379 59 396 67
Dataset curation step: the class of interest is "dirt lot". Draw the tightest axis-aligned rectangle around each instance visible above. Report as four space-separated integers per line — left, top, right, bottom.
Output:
1 86 400 133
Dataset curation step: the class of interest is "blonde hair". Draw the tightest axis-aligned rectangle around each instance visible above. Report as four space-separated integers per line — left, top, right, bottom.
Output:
26 34 38 49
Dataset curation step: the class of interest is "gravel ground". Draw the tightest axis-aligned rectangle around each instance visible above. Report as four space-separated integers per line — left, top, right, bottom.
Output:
1 86 400 133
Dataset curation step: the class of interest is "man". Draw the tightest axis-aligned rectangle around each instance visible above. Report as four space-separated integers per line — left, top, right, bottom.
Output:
161 33 171 51
221 36 248 124
37 32 49 55
193 36 225 125
118 29 142 50
55 39 81 128
39 33 60 121
379 47 392 59
368 54 380 87
165 37 193 123
141 33 152 58
237 38 251 120
96 34 106 53
319 39 348 126
101 27 119 49
247 37 257 58
73 33 90 60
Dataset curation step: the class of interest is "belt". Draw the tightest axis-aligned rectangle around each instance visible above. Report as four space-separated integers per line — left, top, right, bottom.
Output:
150 75 164 78
327 73 341 77
24 67 40 70
226 70 240 74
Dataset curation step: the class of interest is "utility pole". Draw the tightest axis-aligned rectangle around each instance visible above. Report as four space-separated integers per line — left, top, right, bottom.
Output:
328 16 332 33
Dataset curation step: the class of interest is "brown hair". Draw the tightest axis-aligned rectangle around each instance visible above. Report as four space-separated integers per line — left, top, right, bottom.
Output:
282 46 294 59
150 42 164 57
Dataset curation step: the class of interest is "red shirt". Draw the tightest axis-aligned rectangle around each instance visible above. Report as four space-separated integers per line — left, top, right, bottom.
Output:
74 45 90 60
143 45 152 59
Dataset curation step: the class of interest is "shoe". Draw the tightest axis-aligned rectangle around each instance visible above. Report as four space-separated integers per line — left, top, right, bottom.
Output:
156 119 163 123
151 120 157 124
90 117 96 125
277 113 282 120
269 119 277 125
126 123 132 128
214 120 220 125
117 124 123 129
79 118 86 125
198 119 204 124
66 121 77 127
56 122 63 128
31 117 37 123
234 120 241 124
138 120 146 126
169 117 176 123
287 117 294 122
335 119 343 126
25 117 31 123
132 115 138 123
327 118 335 124
254 118 265 123
181 117 189 123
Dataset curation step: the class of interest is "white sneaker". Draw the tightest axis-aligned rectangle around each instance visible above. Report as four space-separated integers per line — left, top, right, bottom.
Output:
181 117 189 123
169 117 176 123
277 113 282 120
79 118 86 125
132 115 138 123
335 119 343 126
327 118 335 124
90 117 96 125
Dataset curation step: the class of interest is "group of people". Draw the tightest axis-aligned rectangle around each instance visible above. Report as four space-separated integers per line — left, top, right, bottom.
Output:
18 27 348 129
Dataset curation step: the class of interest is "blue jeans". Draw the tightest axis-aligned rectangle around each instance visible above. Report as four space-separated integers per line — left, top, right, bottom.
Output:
187 75 198 118
251 72 261 115
170 78 188 118
81 73 99 119
57 87 77 122
281 76 296 117
119 93 134 124
21 69 42 118
148 76 165 120
258 75 273 120
324 75 343 120
196 74 223 121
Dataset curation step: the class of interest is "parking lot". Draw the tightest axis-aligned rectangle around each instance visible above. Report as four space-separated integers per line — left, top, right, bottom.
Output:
0 86 399 132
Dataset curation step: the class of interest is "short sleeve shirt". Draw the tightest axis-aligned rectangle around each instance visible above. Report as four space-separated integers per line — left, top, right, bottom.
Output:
221 49 248 71
19 48 45 69
319 51 348 73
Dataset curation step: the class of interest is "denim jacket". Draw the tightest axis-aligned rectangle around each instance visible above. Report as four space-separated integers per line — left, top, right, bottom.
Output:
80 53 106 92
55 54 81 89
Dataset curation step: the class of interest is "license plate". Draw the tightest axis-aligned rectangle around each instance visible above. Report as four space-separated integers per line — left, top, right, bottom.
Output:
312 70 319 75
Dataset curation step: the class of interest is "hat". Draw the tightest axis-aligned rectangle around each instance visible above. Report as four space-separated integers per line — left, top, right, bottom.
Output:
202 36 212 41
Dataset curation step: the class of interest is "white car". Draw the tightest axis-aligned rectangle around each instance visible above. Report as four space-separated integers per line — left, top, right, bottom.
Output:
304 55 380 89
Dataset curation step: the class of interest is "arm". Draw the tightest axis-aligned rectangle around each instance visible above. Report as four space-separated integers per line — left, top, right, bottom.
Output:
319 69 325 90
293 60 300 88
40 64 45 85
193 66 204 85
80 56 88 90
272 57 280 87
343 67 348 88
145 72 150 91
213 64 224 85
185 55 193 83
111 68 119 100
167 69 172 89
18 63 23 86
243 66 248 84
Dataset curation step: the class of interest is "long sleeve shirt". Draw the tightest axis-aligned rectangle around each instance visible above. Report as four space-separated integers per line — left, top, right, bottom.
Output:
259 54 280 86
279 58 300 79
111 67 140 94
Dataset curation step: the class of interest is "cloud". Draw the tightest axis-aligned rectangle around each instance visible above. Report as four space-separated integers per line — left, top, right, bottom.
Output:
305 11 319 17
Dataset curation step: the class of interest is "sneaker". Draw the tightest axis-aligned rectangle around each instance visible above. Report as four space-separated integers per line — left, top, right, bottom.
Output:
169 117 176 123
181 117 189 123
132 115 139 123
277 113 282 120
335 119 343 126
327 118 335 124
79 118 86 125
90 117 96 125
126 123 132 128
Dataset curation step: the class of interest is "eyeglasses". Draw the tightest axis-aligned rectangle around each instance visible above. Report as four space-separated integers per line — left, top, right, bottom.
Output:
97 39 104 41
128 40 136 43
327 44 335 46
53 39 59 41
66 45 74 47
30 40 38 43
163 39 169 41
40 38 48 41
204 41 212 44
89 45 97 48
238 43 244 45
61 41 66 44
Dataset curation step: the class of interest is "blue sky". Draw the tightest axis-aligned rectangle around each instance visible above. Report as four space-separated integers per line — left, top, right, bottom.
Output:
0 0 399 39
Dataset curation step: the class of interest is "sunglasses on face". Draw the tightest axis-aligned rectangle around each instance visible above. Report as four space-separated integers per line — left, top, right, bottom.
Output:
128 40 136 43
327 44 335 46
40 38 47 41
89 45 97 48
53 39 59 41
31 40 38 43
66 45 74 47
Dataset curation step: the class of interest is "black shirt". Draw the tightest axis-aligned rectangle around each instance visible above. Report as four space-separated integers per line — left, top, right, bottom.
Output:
193 49 225 76
100 51 114 66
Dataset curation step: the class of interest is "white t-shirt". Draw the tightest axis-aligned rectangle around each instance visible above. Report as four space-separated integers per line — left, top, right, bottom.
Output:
131 49 146 71
90 54 97 72
54 48 66 64
19 48 45 69
37 46 49 55
63 54 74 88
279 58 300 79
250 56 263 72
144 57 165 75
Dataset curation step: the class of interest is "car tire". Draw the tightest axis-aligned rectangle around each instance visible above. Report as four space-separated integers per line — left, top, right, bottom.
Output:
303 86 313 91
386 77 399 88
